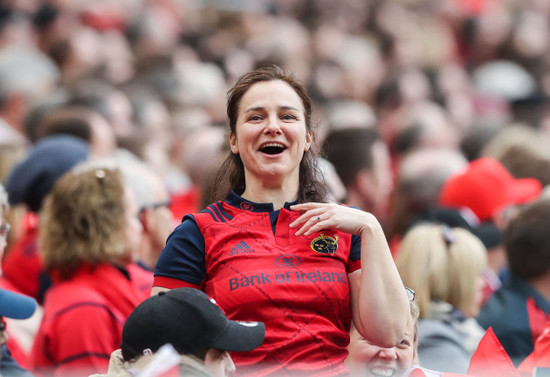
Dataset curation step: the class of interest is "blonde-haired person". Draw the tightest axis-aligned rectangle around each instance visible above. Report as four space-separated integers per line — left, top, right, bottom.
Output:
396 224 487 374
31 167 146 377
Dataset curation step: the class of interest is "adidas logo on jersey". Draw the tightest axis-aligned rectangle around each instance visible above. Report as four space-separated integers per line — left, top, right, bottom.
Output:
229 241 256 256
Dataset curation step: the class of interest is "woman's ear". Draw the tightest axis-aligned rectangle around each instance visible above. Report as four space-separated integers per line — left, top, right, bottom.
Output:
229 132 239 154
304 131 312 152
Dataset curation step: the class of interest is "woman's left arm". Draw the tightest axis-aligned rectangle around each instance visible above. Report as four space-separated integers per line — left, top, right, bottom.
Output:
290 202 409 347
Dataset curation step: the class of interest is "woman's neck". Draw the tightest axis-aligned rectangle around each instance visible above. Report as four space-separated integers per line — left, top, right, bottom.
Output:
241 175 299 210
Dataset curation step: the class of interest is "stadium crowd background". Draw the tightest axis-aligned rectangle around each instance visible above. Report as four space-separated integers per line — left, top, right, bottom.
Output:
1 0 550 376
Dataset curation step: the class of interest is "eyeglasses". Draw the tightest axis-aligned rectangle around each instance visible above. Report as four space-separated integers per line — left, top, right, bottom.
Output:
405 287 415 301
0 223 10 241
139 200 171 214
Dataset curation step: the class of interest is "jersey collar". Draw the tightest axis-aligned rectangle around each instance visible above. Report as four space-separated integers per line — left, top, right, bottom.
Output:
226 190 298 212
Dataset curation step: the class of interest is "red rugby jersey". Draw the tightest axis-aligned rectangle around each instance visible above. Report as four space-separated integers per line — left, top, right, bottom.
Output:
154 191 361 377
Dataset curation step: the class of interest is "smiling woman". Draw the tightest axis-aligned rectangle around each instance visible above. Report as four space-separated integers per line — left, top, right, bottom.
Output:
152 65 409 377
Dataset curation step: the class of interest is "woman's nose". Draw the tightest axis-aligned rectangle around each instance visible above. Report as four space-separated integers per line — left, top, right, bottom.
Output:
264 115 282 134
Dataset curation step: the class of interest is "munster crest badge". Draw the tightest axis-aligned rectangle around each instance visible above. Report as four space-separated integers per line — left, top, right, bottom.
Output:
310 233 339 255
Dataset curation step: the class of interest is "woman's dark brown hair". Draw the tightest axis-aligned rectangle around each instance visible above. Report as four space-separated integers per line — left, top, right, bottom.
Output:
211 65 328 203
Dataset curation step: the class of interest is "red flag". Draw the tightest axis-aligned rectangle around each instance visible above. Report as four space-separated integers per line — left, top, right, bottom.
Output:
518 318 550 376
467 327 519 377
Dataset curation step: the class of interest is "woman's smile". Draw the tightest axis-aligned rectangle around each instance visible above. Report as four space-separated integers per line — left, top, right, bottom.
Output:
258 141 288 156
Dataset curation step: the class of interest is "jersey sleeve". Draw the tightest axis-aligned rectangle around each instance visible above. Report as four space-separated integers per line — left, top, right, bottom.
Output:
153 215 206 289
343 205 362 273
347 234 361 273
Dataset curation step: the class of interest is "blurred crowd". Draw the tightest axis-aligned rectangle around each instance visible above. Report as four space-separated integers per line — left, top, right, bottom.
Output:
1 0 550 376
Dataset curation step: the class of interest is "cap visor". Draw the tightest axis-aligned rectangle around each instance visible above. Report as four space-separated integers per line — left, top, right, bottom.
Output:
212 321 265 352
508 178 542 205
0 288 37 319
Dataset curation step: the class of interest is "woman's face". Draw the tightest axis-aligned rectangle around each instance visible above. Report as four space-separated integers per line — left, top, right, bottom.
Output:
347 317 416 377
229 80 312 187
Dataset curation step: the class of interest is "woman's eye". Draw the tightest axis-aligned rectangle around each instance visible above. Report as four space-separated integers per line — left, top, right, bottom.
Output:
281 114 297 120
248 115 262 121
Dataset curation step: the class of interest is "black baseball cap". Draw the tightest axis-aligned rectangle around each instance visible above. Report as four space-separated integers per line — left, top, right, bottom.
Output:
410 206 502 249
121 288 265 358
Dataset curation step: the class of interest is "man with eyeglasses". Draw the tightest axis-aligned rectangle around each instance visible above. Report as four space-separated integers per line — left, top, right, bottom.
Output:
117 155 175 273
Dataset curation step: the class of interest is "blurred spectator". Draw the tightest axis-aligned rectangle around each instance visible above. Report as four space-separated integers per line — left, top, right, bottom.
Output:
481 125 550 186
0 143 25 184
472 61 537 104
322 100 377 133
124 0 183 63
124 84 172 163
68 79 135 139
62 153 172 298
388 147 468 254
0 182 38 376
408 206 502 306
110 288 265 377
478 198 550 366
439 157 543 300
317 157 347 204
45 25 103 87
323 127 393 224
459 120 503 161
511 93 550 138
3 135 89 303
116 152 174 272
31 166 146 377
173 124 225 214
384 100 461 160
0 45 58 147
36 105 116 158
0 288 37 377
396 224 487 373
439 156 542 240
0 4 35 49
374 67 431 127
